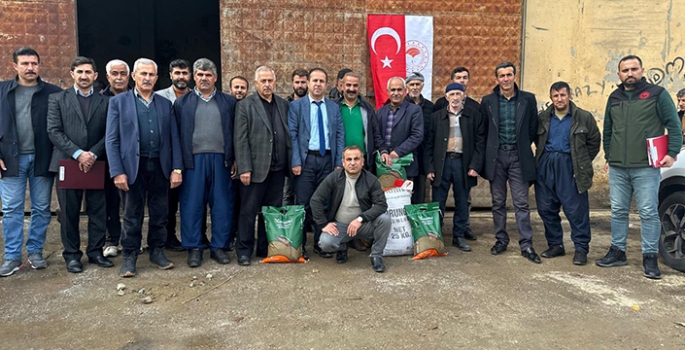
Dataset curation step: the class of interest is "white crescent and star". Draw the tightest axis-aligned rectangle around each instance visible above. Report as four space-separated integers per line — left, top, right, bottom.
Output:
371 27 401 68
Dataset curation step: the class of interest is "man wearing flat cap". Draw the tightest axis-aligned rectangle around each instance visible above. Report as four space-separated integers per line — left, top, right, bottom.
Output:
405 72 434 204
425 83 486 252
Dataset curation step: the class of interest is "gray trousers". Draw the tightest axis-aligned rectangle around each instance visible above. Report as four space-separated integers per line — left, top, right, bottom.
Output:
490 148 533 250
319 213 391 257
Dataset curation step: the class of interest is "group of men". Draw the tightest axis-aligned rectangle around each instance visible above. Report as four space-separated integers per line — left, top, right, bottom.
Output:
0 46 681 279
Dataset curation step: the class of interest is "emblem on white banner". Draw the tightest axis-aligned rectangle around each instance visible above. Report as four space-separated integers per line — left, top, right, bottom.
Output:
405 40 429 74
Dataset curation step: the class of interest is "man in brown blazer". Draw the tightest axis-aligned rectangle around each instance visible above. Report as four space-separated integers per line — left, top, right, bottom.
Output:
47 56 112 273
234 66 291 266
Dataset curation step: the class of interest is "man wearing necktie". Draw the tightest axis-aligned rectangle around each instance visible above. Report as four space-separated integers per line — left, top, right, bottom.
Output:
288 68 345 259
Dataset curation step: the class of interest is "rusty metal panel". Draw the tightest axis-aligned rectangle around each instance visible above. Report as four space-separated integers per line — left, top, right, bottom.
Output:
0 0 77 88
220 0 523 102
220 1 368 95
0 0 77 211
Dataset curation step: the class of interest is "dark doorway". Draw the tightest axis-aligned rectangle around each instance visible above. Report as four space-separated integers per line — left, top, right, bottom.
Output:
77 0 221 91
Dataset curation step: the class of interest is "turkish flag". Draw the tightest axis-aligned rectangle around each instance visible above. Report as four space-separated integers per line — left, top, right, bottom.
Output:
368 15 434 107
368 15 406 107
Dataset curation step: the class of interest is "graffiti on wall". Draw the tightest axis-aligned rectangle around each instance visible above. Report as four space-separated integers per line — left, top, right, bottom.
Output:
538 54 685 114
646 56 685 88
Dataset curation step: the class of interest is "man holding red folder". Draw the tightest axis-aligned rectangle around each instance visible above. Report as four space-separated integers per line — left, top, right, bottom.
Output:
47 56 112 273
597 55 683 279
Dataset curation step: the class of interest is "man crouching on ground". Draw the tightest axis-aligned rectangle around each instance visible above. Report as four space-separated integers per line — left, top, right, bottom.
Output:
310 146 390 272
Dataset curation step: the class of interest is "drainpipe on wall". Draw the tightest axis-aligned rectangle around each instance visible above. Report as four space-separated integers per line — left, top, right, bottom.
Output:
520 0 528 90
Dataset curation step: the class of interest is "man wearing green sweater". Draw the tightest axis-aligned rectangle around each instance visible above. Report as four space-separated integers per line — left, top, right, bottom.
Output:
596 55 683 279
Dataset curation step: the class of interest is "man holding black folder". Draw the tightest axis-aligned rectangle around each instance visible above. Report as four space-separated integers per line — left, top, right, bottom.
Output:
598 55 683 279
47 56 112 273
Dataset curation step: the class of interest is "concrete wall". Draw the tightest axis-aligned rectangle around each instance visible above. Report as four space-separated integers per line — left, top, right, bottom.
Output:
522 0 684 208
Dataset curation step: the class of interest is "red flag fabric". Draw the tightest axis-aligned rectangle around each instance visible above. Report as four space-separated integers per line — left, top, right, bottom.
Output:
367 15 406 107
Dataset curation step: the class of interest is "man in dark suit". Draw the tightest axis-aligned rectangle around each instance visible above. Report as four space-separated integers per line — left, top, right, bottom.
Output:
480 62 541 264
377 77 424 194
100 59 131 258
234 66 290 266
0 47 61 277
47 56 112 273
289 68 345 259
174 58 237 267
425 83 486 253
156 58 194 253
405 72 434 204
106 58 183 277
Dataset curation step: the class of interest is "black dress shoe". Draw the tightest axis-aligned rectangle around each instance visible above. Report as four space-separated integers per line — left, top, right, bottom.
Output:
66 259 83 273
187 249 203 268
463 229 478 241
336 249 348 264
150 248 174 269
165 240 185 252
87 255 114 268
349 239 368 251
313 246 333 259
210 249 231 264
301 247 310 260
521 247 542 264
573 250 588 266
490 241 508 255
541 245 566 258
370 256 385 273
238 255 251 266
452 236 472 252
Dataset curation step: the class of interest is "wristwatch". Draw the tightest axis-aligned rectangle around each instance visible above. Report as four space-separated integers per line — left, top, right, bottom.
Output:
356 216 364 223
173 169 182 175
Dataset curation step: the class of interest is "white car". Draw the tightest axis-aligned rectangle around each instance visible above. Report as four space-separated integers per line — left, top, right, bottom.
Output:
658 146 685 272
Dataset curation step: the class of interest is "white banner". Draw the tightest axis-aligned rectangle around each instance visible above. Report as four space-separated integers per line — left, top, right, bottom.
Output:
405 16 433 100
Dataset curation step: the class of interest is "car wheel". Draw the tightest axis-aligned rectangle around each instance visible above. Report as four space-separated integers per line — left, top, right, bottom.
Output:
658 191 685 273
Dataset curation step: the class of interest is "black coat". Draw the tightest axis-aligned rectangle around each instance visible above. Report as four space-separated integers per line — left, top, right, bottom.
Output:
0 77 62 177
310 168 387 229
405 95 434 175
480 84 539 182
425 104 486 188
